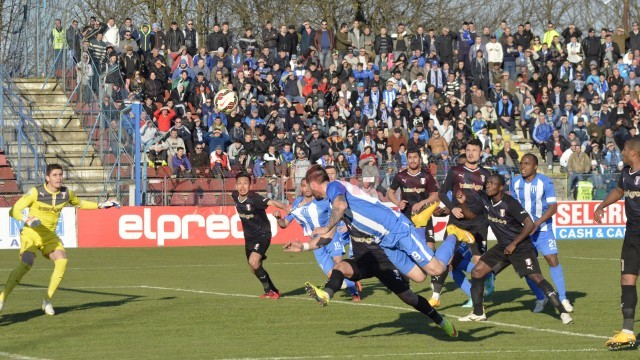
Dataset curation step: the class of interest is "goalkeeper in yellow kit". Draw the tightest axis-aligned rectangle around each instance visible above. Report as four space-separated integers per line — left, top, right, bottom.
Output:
0 164 120 316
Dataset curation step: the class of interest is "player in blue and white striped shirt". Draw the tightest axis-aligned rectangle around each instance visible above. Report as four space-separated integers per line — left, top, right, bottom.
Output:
304 165 474 284
275 178 360 301
510 154 573 313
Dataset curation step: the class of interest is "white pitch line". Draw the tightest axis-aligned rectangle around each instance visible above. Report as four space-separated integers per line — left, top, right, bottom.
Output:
7 284 611 341
138 285 609 340
565 256 618 261
0 262 315 272
15 285 145 291
0 352 52 360
216 348 610 360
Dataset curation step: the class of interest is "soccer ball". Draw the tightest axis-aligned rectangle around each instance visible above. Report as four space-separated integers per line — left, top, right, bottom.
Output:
213 89 238 114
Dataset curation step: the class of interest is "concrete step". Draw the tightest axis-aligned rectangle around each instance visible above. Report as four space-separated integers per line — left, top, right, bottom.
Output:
15 152 103 168
32 118 83 130
12 79 60 91
32 106 76 115
20 93 71 105
63 165 134 180
3 142 95 154
63 181 111 194
39 129 89 142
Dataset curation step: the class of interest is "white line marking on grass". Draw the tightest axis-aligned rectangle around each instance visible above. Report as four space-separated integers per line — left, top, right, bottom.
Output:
137 285 609 340
216 348 609 360
139 285 260 299
0 352 52 360
9 285 611 341
15 285 145 291
565 256 618 261
0 262 315 272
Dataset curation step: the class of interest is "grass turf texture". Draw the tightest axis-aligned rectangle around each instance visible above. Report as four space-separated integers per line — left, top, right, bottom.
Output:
0 240 638 359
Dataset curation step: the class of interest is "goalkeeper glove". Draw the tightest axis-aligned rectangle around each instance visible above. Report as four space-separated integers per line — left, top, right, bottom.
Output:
23 216 41 228
99 200 121 209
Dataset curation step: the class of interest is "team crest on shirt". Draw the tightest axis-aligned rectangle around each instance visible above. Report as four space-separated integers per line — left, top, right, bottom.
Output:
61 191 66 200
246 204 251 211
480 175 485 182
635 176 640 186
421 178 426 185
500 209 505 217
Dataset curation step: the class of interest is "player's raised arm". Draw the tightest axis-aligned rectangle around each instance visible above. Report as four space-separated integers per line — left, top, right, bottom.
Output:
267 199 289 212
284 234 333 252
66 189 100 209
594 187 624 224
273 211 291 229
311 194 346 238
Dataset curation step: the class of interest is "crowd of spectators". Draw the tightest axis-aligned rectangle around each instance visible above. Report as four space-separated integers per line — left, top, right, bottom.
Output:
52 15 640 198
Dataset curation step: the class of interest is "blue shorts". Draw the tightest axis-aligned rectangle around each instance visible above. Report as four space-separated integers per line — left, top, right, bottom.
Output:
379 217 435 275
530 230 558 256
313 232 346 274
337 229 351 247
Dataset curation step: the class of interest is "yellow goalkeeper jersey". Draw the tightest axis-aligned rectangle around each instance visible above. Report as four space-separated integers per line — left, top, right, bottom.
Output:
10 184 98 241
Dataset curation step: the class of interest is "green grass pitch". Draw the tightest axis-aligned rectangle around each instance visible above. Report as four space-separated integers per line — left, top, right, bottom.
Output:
0 240 638 359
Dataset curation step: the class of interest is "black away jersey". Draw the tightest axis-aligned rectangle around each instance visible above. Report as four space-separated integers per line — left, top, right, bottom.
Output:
232 191 271 240
482 193 533 247
389 168 438 218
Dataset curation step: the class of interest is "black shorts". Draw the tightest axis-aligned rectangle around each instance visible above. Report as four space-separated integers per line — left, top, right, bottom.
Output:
621 233 640 275
447 221 488 256
425 218 435 243
480 242 541 278
343 253 411 295
245 235 271 260
415 218 435 244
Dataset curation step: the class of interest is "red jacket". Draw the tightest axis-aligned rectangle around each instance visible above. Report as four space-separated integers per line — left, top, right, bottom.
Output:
210 151 230 170
154 108 176 132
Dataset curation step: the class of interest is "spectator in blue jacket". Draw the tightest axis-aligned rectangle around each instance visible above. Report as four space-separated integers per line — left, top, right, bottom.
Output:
203 129 230 155
533 114 555 167
171 147 192 177
343 147 358 176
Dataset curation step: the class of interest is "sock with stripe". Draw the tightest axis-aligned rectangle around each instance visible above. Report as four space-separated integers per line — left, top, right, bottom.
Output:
621 285 637 332
434 235 457 265
549 264 567 301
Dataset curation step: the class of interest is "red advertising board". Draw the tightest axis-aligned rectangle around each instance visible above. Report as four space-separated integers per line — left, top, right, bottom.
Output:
77 206 305 247
77 200 629 248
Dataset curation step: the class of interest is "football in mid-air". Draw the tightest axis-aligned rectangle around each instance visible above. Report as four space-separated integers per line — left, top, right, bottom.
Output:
213 89 238 114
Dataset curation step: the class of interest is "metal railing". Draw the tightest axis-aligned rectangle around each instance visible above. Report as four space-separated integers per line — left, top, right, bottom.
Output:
0 64 47 188
139 160 467 206
38 47 137 203
567 171 621 200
